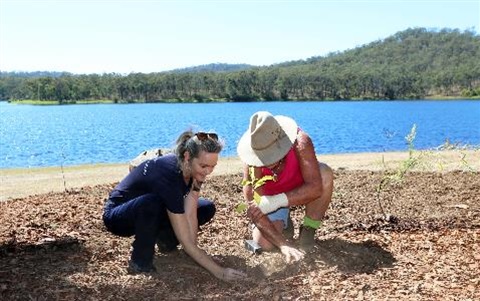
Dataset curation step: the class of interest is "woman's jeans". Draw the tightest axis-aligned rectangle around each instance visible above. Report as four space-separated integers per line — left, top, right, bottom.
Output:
103 193 215 267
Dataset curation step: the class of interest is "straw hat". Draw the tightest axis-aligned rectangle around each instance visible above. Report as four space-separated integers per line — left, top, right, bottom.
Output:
237 111 298 166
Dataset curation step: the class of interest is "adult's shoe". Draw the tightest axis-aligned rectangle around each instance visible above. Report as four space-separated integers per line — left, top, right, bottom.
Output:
157 228 179 253
298 225 316 251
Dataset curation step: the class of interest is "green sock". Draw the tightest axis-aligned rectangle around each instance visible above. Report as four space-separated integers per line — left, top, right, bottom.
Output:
303 216 322 229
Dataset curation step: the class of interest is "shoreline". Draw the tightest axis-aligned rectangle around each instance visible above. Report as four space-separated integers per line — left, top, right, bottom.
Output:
7 97 480 105
1 150 478 201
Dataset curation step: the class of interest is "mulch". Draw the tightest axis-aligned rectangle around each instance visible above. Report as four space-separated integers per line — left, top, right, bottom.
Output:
0 170 479 300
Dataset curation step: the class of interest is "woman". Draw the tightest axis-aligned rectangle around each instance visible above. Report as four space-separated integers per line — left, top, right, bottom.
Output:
237 111 334 259
103 131 246 281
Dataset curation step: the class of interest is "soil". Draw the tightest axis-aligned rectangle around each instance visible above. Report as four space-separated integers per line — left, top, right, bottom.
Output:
1 166 479 300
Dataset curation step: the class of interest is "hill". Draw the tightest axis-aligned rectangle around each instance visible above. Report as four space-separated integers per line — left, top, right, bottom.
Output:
1 27 479 102
270 27 480 99
169 63 254 73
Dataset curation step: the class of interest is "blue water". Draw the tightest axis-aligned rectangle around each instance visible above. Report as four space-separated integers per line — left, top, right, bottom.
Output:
1 100 479 169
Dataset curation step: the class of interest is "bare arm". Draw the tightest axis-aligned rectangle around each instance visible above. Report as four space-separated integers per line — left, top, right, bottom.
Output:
284 132 323 206
168 210 246 281
242 163 286 244
242 164 304 262
184 190 199 243
242 162 289 247
247 202 304 262
246 205 288 247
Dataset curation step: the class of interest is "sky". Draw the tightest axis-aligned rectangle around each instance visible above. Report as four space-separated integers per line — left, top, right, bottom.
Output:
0 0 479 75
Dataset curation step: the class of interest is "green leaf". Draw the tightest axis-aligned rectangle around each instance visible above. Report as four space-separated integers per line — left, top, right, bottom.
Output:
235 202 248 214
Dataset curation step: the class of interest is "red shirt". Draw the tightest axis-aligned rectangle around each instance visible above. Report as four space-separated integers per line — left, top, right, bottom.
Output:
260 147 304 195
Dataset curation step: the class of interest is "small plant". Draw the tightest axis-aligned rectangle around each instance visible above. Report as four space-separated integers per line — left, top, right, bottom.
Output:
375 124 477 218
60 151 68 192
235 168 275 214
376 124 420 218
460 151 475 172
435 140 477 172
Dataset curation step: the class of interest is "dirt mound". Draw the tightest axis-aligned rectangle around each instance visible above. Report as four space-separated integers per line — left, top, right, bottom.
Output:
1 170 479 300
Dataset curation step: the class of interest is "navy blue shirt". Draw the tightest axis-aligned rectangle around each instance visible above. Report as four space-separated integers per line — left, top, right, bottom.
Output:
109 154 191 214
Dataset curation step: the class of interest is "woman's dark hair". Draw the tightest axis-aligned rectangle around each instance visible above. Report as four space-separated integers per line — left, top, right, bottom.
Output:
174 130 223 164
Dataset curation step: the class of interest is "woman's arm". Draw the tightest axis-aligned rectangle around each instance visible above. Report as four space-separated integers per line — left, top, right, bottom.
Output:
168 210 246 281
184 190 199 243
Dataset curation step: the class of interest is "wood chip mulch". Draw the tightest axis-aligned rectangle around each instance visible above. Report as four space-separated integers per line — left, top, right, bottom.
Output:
1 170 479 300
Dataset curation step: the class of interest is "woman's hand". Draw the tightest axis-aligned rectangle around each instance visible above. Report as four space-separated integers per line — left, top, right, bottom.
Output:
219 268 248 281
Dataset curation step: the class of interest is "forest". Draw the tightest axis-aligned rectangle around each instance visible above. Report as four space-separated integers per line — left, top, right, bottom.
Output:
0 27 479 103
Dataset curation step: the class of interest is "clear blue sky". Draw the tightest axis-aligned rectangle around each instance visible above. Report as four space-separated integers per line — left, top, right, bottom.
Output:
1 0 478 74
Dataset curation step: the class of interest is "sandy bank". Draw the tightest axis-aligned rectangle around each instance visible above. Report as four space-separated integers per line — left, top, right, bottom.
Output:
1 150 478 201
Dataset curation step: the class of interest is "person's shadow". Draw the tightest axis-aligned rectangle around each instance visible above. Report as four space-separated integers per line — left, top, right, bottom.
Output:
238 237 396 279
312 238 395 274
0 236 89 299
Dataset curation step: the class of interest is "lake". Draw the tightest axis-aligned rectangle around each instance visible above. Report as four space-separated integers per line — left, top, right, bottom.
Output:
0 100 479 169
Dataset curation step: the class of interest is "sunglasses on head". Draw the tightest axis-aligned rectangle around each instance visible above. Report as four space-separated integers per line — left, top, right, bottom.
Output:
195 132 218 141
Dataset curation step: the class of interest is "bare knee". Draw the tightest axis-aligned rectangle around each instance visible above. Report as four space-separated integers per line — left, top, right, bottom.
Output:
252 228 276 250
304 163 333 220
252 220 284 251
319 163 334 189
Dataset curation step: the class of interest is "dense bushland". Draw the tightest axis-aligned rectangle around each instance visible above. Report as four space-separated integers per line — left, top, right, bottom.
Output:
1 28 479 103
